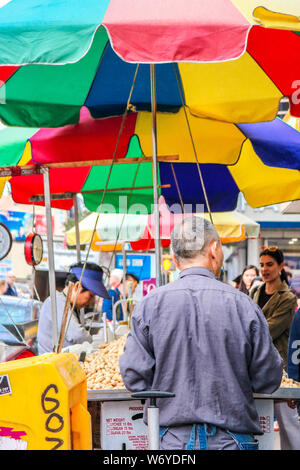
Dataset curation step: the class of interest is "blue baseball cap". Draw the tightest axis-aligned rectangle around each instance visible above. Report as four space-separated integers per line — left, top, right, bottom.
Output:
71 266 110 299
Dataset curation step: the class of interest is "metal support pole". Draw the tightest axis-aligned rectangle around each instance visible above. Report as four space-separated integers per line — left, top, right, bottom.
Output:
43 168 58 352
150 64 162 287
103 312 108 343
122 243 127 300
73 194 81 263
131 391 175 450
147 405 160 450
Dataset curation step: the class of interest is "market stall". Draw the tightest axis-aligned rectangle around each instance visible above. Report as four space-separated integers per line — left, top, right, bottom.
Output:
0 0 300 451
1 109 300 292
1 0 300 294
1 93 300 451
1 104 299 356
86 388 300 451
81 334 300 450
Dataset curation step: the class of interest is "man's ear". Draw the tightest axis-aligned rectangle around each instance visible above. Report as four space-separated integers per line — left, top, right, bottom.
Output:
172 253 180 270
72 281 81 293
209 240 218 260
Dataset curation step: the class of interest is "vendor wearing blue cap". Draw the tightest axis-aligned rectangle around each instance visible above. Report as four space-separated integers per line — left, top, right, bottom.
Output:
37 262 110 355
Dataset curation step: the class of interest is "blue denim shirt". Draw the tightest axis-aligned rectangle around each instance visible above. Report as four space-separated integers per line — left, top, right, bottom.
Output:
119 267 283 435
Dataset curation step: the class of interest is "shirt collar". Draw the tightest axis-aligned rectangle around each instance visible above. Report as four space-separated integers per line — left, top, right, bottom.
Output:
179 266 216 279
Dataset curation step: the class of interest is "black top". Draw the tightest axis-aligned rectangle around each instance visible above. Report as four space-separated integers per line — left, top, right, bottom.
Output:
258 284 274 309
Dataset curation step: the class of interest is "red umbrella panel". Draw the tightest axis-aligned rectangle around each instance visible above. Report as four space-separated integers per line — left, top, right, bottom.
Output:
2 109 300 213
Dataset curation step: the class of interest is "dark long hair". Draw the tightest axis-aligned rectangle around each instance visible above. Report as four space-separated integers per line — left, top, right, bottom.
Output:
259 247 289 284
239 265 259 294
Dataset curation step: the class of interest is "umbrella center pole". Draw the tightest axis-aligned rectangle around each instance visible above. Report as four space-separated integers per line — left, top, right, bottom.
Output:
42 167 58 352
122 243 127 300
73 194 81 263
150 64 162 287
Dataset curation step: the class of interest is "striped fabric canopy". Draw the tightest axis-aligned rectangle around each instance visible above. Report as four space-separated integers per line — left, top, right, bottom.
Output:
66 206 260 252
0 1 299 127
2 109 300 212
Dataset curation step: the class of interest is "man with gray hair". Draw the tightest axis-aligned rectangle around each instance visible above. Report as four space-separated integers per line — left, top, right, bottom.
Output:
119 216 283 450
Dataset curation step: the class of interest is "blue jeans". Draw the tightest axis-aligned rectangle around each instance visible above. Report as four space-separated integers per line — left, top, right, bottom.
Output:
160 424 259 450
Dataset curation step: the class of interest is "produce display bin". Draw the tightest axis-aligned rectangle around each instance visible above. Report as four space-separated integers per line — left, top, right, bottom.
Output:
87 389 147 450
0 353 92 450
87 388 300 451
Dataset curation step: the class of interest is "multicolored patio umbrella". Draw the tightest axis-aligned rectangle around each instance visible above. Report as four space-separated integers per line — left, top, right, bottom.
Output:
3 0 299 346
0 0 298 325
66 202 260 251
0 1 299 127
2 109 300 212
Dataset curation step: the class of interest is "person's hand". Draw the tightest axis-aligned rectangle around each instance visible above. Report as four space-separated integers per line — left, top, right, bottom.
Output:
287 399 298 409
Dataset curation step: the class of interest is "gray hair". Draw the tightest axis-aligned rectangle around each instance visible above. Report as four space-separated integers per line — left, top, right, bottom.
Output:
171 216 220 262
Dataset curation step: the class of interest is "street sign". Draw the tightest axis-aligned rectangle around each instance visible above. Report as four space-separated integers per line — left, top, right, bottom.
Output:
115 253 155 280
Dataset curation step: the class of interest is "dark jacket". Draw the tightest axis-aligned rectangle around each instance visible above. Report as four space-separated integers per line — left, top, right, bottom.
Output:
102 287 123 321
250 281 297 370
4 284 18 296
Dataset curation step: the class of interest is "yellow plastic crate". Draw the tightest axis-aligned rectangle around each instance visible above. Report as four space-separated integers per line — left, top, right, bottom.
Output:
0 353 92 450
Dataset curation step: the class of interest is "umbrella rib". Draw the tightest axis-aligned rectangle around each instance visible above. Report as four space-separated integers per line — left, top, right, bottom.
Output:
29 185 171 202
170 162 184 212
87 155 144 333
101 157 144 286
0 155 179 177
172 65 229 282
172 64 214 223
62 64 141 345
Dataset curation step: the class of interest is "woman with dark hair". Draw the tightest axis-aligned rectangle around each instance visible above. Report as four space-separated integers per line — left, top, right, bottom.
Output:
239 265 259 295
250 247 296 367
250 246 300 450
